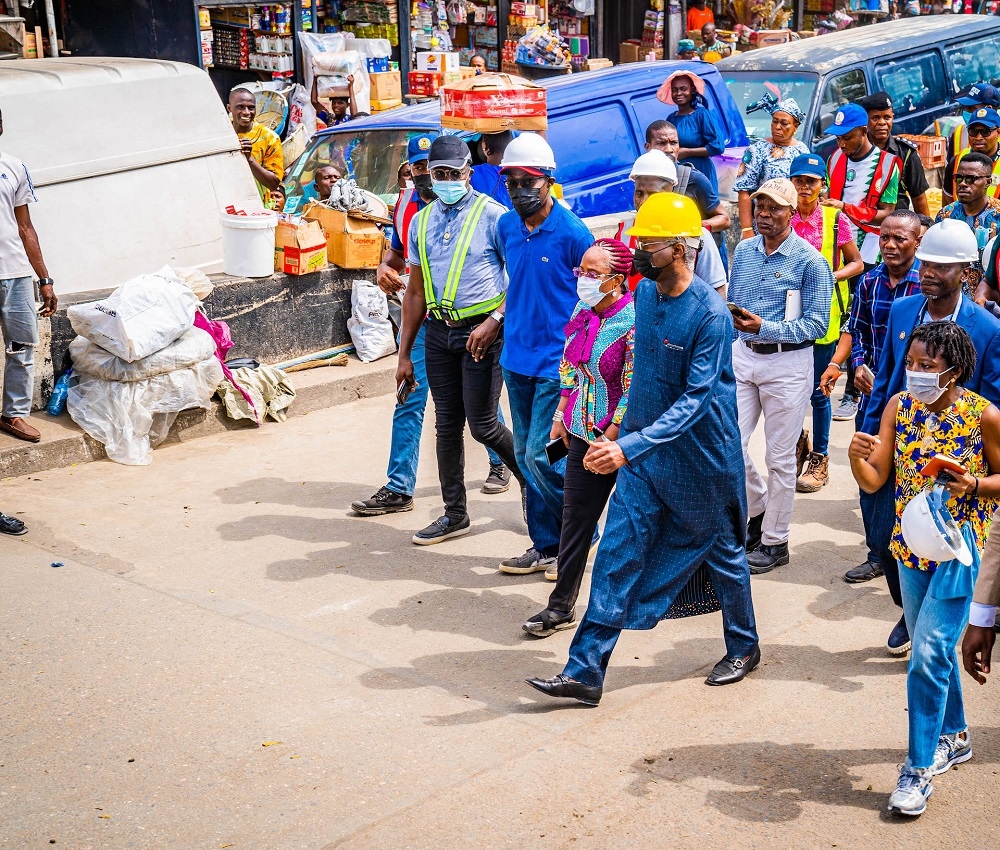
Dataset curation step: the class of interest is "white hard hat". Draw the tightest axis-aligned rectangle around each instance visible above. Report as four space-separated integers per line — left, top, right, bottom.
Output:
915 219 980 264
629 150 678 183
499 132 557 172
901 485 973 566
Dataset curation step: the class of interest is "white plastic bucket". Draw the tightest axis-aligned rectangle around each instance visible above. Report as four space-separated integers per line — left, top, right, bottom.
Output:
219 209 278 278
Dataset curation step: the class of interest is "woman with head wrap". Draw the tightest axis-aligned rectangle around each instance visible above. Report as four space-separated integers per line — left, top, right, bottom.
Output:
657 70 727 195
733 94 811 238
522 238 636 637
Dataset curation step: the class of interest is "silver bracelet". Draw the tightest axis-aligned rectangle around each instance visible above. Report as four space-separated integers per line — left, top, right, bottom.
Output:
552 409 565 423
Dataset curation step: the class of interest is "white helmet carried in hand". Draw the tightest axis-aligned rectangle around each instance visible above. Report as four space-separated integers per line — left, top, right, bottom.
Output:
901 484 973 566
629 150 678 183
500 132 557 172
915 219 980 264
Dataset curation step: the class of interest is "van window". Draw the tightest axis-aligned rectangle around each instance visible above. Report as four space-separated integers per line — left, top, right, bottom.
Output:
546 103 639 186
945 38 1000 93
815 69 868 140
875 52 947 116
721 71 818 142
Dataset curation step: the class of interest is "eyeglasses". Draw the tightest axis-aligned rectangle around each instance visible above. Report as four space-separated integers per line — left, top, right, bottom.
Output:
968 126 997 137
635 240 677 252
430 167 467 181
955 174 988 184
572 268 619 280
504 176 547 190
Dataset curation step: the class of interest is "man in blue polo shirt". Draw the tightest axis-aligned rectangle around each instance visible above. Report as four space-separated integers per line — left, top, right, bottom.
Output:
496 133 595 575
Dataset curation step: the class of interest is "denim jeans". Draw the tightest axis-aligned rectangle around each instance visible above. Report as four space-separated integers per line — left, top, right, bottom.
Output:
0 276 38 418
898 562 976 769
810 341 836 456
503 368 565 557
385 322 504 496
424 319 523 519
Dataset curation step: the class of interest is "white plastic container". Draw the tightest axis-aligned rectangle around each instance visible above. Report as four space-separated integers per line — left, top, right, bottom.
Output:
219 209 278 278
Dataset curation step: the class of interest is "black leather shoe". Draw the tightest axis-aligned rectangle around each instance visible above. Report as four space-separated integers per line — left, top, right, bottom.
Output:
748 542 789 574
0 511 27 536
705 644 761 686
746 512 764 552
844 559 883 583
525 673 602 706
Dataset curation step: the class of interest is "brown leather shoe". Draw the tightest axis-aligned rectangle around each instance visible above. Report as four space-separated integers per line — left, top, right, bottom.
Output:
0 416 41 443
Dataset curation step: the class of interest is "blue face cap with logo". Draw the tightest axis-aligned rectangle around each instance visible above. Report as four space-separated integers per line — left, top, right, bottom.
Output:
789 153 827 180
407 130 441 164
827 103 869 137
966 107 1000 131
956 82 1000 108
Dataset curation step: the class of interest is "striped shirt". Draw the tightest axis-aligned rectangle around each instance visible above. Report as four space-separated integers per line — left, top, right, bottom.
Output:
847 260 922 372
727 230 835 343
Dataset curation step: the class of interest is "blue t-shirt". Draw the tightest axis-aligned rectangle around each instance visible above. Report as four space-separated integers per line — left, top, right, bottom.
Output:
498 202 594 379
471 163 512 209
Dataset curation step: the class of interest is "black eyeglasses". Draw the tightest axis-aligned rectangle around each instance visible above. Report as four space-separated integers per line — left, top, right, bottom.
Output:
955 174 988 184
504 176 547 190
430 167 467 181
968 126 996 137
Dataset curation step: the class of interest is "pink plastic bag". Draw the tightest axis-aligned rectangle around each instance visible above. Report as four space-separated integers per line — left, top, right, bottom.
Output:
195 311 261 424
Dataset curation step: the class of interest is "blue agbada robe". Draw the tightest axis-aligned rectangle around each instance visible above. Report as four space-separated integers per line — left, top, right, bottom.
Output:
584 276 748 630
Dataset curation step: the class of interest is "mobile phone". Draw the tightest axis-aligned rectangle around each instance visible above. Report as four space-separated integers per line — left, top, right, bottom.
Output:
859 363 875 383
727 302 746 318
545 437 569 465
396 379 413 406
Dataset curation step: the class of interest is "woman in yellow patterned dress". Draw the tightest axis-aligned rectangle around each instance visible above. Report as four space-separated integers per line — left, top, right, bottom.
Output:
849 321 1000 817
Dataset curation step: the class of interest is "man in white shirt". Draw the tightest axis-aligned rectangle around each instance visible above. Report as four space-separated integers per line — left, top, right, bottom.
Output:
0 109 56 535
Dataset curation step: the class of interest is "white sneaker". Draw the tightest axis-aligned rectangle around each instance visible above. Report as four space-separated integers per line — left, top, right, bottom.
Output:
544 561 558 581
887 763 933 816
932 729 972 775
832 395 859 421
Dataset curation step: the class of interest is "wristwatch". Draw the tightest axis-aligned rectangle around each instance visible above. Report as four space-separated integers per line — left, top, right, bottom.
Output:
38 277 55 289
490 310 504 325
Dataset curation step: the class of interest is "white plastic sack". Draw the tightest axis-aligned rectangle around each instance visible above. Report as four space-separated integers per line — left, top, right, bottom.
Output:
67 270 198 363
69 327 216 383
347 279 396 363
168 265 215 301
286 83 317 139
67 356 224 466
311 50 371 114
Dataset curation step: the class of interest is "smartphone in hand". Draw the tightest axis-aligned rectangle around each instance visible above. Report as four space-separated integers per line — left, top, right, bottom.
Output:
727 302 747 319
396 380 413 406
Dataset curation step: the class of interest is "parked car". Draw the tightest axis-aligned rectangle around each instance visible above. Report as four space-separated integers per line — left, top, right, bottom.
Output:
282 61 750 219
716 15 1000 161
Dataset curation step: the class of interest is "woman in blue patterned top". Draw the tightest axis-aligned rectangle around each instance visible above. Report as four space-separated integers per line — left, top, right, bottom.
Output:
522 238 635 637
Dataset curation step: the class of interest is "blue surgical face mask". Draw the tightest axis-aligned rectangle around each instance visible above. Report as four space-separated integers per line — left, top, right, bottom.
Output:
432 180 468 205
905 366 955 405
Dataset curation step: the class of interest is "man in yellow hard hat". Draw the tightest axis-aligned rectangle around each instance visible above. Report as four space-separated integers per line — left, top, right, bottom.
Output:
525 193 760 706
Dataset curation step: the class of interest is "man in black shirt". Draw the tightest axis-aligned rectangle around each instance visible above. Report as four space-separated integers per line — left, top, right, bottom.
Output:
859 91 930 217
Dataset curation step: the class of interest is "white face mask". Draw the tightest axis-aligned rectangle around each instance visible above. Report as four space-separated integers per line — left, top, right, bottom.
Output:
905 366 955 405
576 275 610 307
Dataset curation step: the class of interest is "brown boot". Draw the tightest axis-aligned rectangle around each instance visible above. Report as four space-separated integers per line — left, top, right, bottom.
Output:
795 429 811 477
796 451 829 493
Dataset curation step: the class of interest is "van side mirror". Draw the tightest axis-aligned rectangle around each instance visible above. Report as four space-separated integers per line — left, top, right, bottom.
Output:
815 114 834 139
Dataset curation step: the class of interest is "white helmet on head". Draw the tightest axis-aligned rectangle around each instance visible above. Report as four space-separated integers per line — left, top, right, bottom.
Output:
499 132 557 172
915 219 980 264
629 150 678 183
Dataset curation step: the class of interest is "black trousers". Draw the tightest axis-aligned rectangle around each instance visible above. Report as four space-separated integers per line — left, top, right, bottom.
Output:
423 318 524 519
548 435 619 614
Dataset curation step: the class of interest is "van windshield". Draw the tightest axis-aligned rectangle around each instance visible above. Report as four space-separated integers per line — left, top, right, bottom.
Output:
721 71 818 143
282 127 432 215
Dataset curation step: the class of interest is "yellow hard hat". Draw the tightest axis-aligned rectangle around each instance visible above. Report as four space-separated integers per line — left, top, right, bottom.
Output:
626 192 702 239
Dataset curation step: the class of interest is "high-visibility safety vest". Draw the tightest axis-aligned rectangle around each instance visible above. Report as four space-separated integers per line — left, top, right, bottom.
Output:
828 147 901 235
817 205 849 346
951 147 1000 200
415 193 505 321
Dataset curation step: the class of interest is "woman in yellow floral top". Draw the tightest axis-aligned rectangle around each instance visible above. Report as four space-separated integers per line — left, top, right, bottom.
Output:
849 321 1000 817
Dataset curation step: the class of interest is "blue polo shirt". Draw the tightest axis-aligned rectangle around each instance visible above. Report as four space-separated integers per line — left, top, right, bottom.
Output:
471 163 512 208
498 201 594 379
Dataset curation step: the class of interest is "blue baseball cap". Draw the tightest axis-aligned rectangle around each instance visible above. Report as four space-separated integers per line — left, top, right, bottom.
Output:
966 107 1000 131
407 130 441 163
789 153 827 179
827 103 869 136
956 82 1000 108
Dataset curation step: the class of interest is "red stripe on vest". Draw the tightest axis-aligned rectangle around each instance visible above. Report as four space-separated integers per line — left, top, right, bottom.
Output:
827 147 901 235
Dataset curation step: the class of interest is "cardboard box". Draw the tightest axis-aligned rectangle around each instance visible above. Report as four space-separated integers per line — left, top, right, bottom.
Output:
302 203 385 270
408 70 443 96
619 41 642 63
371 98 403 112
274 219 328 275
370 70 402 102
441 73 547 132
757 29 793 46
416 51 460 72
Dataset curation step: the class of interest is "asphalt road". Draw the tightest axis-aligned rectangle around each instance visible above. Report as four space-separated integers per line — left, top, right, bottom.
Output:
3 387 999 849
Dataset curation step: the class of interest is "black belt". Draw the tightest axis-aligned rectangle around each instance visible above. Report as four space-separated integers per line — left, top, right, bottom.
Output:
429 312 492 328
743 339 813 355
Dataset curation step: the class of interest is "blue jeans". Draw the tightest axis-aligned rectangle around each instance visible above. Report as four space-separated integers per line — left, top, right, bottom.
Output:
386 323 504 496
503 368 564 557
898 562 976 769
0 276 38 419
810 341 836 456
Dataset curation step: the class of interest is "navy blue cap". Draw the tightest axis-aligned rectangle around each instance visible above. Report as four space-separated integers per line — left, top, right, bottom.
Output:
956 82 1000 108
827 103 869 136
407 130 441 163
966 107 1000 130
789 153 827 179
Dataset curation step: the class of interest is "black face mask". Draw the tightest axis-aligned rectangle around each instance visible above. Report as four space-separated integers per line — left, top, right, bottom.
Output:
413 173 435 201
632 248 663 281
509 187 546 219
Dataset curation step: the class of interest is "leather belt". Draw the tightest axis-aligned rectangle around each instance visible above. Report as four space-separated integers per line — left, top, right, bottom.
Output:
743 339 813 355
430 312 492 328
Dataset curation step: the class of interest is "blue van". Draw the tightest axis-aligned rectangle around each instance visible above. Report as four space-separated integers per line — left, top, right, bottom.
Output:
716 15 1000 161
282 61 749 220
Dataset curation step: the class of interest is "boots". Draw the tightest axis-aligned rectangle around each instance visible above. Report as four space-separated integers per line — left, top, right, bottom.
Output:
795 429 811 477
796 452 829 492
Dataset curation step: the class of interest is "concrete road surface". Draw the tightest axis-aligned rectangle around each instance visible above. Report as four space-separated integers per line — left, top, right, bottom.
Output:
3 390 999 849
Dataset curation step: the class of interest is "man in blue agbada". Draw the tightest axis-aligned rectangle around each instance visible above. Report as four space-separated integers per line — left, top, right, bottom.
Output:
526 194 761 706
